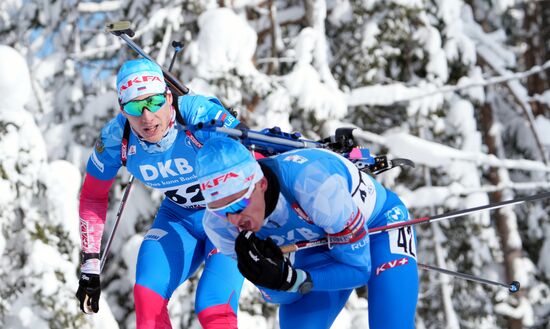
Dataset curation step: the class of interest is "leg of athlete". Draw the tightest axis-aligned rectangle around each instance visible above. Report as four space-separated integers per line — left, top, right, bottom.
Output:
196 239 243 329
278 289 353 329
367 190 419 329
134 200 205 329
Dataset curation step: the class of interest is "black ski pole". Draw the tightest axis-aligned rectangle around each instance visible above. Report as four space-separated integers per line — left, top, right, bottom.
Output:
417 263 520 293
279 191 550 293
280 190 550 241
105 21 190 96
100 175 134 272
105 21 409 168
281 239 521 293
367 190 550 235
168 41 184 72
281 192 550 249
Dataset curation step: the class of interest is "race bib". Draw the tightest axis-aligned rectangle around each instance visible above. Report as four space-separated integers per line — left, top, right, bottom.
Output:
161 182 205 208
386 206 417 259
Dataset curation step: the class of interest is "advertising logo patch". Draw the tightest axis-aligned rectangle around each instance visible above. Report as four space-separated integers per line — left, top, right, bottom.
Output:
119 75 163 90
139 158 194 181
385 206 406 223
144 228 168 241
91 151 104 173
94 139 104 153
283 154 308 164
376 257 409 276
200 172 241 190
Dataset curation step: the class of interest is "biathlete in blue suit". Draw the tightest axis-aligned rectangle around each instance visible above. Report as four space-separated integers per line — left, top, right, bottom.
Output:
75 58 243 328
194 137 419 329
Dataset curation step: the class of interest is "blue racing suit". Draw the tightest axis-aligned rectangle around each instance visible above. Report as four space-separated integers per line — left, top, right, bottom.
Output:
83 95 243 328
203 148 418 329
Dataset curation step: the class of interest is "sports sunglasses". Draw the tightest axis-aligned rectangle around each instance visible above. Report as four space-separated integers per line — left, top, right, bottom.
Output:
121 93 166 116
207 182 256 219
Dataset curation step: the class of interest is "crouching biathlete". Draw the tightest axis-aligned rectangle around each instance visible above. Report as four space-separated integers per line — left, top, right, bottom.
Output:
194 137 419 329
76 59 243 328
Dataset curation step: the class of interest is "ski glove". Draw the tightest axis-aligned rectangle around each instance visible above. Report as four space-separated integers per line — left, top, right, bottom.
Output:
76 272 100 313
235 231 312 293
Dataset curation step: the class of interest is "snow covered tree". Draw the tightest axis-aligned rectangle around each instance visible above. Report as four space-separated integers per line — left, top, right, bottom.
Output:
2 0 550 328
0 45 97 329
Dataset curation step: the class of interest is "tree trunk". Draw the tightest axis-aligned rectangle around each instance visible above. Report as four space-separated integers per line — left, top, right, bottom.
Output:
523 2 549 117
539 0 550 93
479 98 524 329
267 0 279 75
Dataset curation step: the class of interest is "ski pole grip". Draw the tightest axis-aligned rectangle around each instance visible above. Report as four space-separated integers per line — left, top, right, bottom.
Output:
106 21 190 96
280 244 298 254
105 21 135 37
171 41 184 51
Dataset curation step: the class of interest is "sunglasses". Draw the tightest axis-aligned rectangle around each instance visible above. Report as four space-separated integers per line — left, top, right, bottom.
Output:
208 182 256 219
121 93 167 116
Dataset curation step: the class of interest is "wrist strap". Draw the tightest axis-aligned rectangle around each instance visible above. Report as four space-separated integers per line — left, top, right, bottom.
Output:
81 252 100 261
81 253 101 275
287 269 307 293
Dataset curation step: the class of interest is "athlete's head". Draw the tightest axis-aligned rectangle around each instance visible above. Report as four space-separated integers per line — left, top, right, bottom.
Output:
196 137 267 232
116 58 173 143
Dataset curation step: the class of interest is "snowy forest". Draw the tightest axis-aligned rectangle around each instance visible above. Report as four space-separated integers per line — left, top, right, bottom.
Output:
1 0 550 328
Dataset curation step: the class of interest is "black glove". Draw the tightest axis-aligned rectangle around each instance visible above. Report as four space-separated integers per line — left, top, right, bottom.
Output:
235 231 312 293
76 272 101 313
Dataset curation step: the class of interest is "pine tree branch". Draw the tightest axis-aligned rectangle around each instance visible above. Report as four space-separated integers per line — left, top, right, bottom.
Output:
477 51 550 165
347 59 550 107
349 128 550 173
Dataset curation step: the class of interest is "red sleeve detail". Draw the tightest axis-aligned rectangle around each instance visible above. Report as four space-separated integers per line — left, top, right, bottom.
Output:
79 173 115 254
326 211 367 247
253 151 266 160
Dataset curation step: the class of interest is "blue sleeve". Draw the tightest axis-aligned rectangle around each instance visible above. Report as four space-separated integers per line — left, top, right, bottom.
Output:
85 114 124 180
293 159 371 290
178 95 241 144
179 95 240 128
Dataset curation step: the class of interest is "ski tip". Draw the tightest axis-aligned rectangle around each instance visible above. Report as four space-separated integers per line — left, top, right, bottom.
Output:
509 281 520 293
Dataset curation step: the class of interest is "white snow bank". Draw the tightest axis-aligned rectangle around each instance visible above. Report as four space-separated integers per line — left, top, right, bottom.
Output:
189 8 258 78
0 45 31 109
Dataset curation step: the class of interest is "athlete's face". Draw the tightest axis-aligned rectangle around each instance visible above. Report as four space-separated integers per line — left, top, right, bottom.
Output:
121 92 173 143
207 177 268 232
